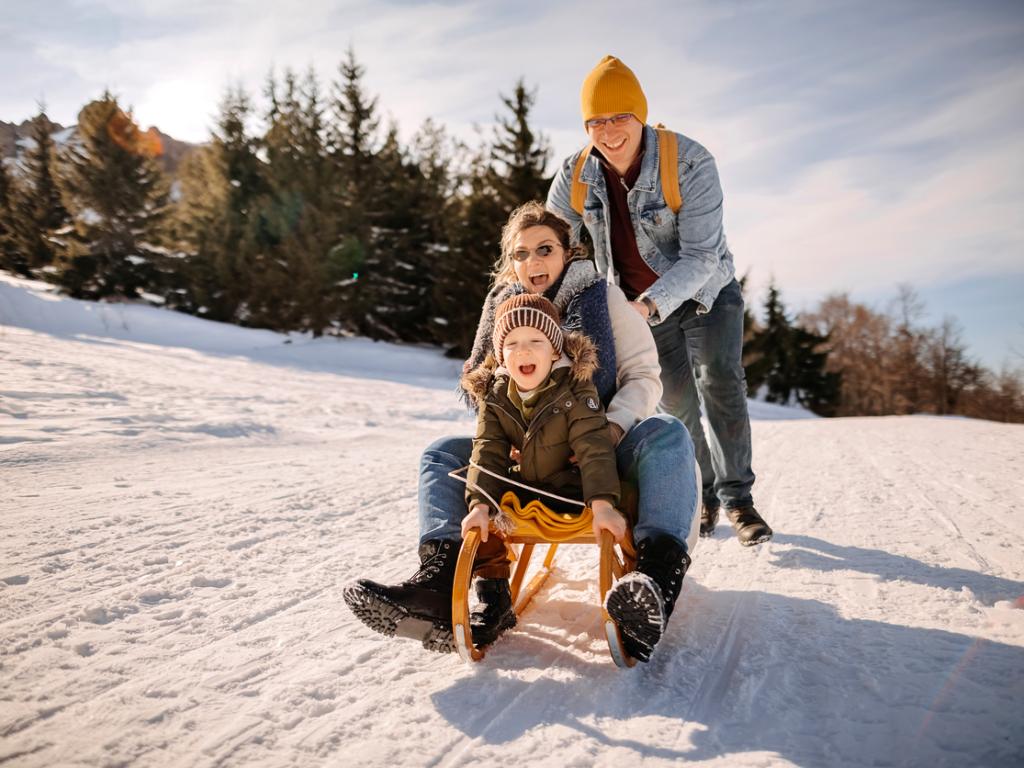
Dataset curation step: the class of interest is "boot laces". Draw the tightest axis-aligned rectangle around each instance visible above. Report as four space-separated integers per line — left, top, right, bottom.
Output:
637 541 688 611
409 544 451 585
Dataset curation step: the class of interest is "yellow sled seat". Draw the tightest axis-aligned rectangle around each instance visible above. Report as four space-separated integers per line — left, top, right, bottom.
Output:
451 491 638 667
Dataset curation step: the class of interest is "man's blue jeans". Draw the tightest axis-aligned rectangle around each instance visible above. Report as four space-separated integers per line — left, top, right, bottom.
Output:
649 278 755 511
418 414 698 552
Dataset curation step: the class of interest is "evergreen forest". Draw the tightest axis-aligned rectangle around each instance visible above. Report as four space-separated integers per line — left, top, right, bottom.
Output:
1 51 1020 422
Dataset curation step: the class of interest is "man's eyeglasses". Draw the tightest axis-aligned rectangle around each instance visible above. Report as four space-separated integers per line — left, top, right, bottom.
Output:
512 244 560 262
585 113 633 130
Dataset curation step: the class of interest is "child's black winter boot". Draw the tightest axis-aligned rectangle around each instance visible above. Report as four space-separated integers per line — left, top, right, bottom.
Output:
469 578 517 647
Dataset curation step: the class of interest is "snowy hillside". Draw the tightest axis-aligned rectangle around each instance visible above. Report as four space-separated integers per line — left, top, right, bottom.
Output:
1 274 1022 768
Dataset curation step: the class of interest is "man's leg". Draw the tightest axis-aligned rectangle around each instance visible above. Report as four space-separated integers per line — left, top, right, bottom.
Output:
679 280 770 545
679 279 755 511
650 312 718 513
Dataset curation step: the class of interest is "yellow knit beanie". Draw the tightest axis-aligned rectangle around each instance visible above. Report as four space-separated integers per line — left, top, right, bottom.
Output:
580 55 648 125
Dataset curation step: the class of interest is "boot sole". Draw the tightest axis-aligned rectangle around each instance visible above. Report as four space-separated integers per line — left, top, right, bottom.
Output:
605 574 665 663
739 530 773 547
700 509 719 538
343 585 455 654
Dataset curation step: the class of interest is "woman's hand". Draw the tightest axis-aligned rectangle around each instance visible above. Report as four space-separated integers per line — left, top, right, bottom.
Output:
591 499 627 543
461 503 491 542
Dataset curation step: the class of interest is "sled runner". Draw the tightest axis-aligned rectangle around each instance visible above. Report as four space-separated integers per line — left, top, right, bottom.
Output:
448 477 639 668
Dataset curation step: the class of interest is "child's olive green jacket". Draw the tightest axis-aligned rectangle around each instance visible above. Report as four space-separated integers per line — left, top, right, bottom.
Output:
461 332 620 513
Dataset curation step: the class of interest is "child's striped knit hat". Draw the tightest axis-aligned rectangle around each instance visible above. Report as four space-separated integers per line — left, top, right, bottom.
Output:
493 294 563 366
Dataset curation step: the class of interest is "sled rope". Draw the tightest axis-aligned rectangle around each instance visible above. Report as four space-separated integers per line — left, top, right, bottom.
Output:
448 462 587 508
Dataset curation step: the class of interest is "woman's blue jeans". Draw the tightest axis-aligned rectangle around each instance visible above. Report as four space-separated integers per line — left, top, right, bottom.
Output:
418 413 699 553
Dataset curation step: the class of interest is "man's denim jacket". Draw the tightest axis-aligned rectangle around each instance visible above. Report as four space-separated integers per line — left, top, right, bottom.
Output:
547 123 735 325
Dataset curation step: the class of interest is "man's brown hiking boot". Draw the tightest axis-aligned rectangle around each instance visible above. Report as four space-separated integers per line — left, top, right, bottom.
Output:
726 506 773 546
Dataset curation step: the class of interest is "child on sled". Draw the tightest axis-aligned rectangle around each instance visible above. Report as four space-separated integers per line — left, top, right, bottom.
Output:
457 293 628 646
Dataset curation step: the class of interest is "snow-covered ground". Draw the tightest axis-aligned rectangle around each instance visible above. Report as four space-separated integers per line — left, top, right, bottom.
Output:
1 273 1022 768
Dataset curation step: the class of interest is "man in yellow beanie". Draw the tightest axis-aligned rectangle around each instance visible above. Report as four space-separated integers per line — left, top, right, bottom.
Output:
548 54 772 547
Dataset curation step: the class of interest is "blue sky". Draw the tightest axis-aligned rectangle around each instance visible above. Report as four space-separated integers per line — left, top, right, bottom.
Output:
4 0 1022 368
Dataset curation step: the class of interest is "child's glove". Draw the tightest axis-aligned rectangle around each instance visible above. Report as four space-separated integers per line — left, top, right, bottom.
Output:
590 498 626 543
461 503 491 542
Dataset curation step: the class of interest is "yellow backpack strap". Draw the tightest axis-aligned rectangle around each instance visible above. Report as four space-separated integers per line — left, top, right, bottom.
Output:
656 127 683 214
570 145 591 215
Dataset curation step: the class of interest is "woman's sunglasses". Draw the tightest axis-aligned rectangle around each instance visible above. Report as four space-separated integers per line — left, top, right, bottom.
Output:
512 244 561 262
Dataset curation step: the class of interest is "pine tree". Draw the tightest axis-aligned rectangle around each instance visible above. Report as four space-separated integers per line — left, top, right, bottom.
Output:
488 79 551 214
437 138 505 356
745 282 839 415
790 324 842 416
355 119 460 343
330 48 379 239
328 48 381 332
8 109 70 276
356 124 419 340
54 93 170 298
428 81 549 356
738 272 761 367
0 161 20 271
246 68 342 334
174 84 265 321
745 282 792 401
409 119 459 346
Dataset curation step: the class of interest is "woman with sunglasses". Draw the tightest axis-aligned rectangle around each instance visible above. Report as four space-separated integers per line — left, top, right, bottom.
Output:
345 201 700 663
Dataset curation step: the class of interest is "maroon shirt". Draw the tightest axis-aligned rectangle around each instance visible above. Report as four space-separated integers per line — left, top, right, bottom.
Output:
598 134 658 301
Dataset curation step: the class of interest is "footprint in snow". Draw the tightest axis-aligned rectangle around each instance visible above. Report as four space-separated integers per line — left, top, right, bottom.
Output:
191 576 232 588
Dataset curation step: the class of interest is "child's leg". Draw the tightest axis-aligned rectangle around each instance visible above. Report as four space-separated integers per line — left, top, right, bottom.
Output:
473 536 513 580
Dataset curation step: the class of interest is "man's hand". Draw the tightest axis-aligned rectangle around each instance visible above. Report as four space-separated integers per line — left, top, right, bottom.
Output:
628 300 651 320
461 503 491 542
591 498 627 543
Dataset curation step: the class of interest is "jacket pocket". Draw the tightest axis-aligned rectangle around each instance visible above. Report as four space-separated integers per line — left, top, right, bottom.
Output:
639 204 677 251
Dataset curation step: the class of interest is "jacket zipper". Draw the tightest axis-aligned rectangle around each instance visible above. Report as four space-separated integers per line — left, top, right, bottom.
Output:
523 388 571 445
489 386 571 451
489 401 527 445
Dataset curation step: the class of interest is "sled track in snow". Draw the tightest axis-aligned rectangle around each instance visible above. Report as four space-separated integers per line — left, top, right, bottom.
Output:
656 421 795 752
846 424 993 574
685 583 760 724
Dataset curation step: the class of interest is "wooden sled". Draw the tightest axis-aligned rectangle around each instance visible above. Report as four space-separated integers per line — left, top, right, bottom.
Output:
451 491 638 667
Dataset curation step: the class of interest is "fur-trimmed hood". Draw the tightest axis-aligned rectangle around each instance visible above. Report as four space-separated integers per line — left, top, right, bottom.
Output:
460 331 599 406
